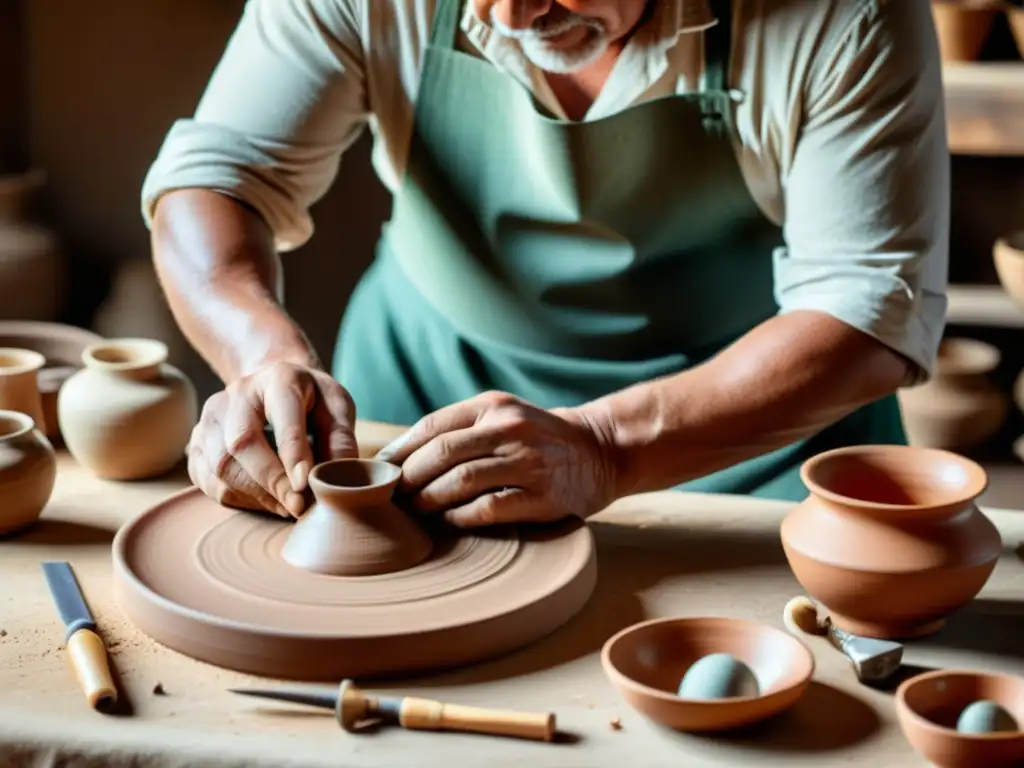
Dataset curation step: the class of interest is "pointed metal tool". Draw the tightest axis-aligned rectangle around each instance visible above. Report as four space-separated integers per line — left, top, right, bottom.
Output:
41 561 118 710
230 679 556 741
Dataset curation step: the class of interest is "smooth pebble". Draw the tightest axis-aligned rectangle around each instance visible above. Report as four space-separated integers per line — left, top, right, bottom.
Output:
956 700 1019 734
677 653 760 700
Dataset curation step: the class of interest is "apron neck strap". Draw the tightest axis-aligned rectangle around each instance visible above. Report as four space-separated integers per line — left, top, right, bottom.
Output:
703 0 733 92
429 0 462 50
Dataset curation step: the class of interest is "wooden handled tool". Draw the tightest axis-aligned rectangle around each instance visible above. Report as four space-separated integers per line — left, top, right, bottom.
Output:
231 679 556 742
41 561 118 710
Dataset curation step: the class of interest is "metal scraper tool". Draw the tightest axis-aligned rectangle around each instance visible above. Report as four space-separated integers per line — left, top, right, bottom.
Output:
41 561 118 710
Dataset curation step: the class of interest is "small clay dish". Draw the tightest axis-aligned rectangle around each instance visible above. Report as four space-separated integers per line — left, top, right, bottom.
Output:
601 616 814 732
896 669 1024 768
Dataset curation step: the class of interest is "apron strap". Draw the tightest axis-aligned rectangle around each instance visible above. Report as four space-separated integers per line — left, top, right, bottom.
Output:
429 0 462 50
703 0 733 93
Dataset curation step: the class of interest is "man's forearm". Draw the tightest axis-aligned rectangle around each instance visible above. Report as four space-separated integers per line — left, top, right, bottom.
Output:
577 311 910 498
150 189 319 383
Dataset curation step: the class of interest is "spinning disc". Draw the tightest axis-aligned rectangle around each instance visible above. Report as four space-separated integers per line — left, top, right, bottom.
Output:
112 487 597 680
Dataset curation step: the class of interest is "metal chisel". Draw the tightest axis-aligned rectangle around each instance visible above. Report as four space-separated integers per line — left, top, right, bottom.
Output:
41 561 118 710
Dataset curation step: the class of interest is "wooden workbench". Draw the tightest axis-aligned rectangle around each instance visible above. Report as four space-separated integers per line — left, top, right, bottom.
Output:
2 422 1023 767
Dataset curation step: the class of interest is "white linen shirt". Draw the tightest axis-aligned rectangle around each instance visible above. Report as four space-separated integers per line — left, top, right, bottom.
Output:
141 0 950 384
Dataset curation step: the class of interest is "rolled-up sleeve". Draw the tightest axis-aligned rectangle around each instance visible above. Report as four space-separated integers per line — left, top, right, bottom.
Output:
141 0 369 251
773 0 949 385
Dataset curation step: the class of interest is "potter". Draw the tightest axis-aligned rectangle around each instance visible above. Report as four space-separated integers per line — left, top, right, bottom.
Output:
142 0 948 523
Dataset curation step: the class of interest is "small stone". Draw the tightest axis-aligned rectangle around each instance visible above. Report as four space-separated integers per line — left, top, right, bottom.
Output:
678 653 760 700
152 682 166 696
609 717 622 730
957 700 1018 734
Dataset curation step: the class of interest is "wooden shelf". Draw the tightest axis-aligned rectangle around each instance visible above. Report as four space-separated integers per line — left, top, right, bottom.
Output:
943 62 1024 157
947 283 1024 327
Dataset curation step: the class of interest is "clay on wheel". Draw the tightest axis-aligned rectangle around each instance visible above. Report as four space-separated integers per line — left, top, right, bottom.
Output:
112 481 597 681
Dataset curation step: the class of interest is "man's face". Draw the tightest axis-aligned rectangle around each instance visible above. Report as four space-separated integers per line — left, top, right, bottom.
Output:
472 1 648 74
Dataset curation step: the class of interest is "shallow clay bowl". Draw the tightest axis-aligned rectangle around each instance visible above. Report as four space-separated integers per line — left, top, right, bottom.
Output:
601 617 814 732
896 669 1024 768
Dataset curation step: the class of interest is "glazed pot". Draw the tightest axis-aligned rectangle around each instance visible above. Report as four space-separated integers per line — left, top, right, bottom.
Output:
0 410 57 535
898 338 1007 451
281 458 433 577
0 171 64 321
0 347 46 432
994 232 1024 307
781 445 1000 639
931 1 999 61
57 338 197 480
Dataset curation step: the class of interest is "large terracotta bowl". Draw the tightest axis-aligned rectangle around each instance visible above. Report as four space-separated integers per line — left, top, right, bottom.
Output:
600 616 814 732
994 232 1024 307
781 445 1000 639
896 669 1024 767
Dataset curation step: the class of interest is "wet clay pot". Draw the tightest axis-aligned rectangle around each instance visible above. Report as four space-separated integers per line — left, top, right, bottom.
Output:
0 410 56 536
57 338 197 480
931 0 999 62
0 348 46 433
0 171 64 321
781 445 1000 639
281 458 433 576
898 338 1007 451
994 232 1024 307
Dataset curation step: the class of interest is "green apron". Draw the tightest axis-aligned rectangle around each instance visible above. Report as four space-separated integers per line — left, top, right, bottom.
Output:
334 0 906 501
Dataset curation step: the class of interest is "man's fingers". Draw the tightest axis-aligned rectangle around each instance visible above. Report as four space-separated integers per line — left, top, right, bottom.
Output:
311 375 359 461
264 376 315 491
194 431 292 518
399 425 505 491
408 457 516 513
442 487 543 529
222 393 305 517
377 399 482 464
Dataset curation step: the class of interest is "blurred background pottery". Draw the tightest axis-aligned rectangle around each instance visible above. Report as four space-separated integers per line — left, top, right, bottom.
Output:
781 445 1000 639
896 669 1024 768
1008 6 1024 57
0 321 104 445
931 0 1000 62
898 338 1007 451
0 171 64 321
57 337 197 480
994 232 1024 307
0 347 46 433
0 410 56 536
600 616 814 732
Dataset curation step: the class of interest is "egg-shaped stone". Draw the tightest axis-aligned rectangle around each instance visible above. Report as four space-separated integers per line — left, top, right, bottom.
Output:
677 653 760 700
956 700 1019 734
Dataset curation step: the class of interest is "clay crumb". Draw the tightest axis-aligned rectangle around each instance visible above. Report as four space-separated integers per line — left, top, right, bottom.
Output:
609 717 623 730
0 629 7 637
152 683 166 696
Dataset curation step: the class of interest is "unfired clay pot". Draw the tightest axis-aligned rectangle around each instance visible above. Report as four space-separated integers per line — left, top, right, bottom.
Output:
57 338 197 480
994 232 1024 307
898 338 1007 451
0 348 46 433
0 410 57 536
781 445 1000 639
931 0 999 62
0 171 64 321
281 459 433 576
897 669 1024 768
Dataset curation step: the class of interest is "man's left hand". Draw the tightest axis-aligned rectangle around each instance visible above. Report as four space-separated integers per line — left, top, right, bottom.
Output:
376 391 617 528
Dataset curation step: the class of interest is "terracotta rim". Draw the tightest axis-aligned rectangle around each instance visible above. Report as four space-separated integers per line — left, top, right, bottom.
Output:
309 458 401 490
800 445 988 513
600 616 815 706
0 410 35 440
83 337 168 371
936 338 1001 376
896 669 1024 742
112 486 595 640
0 347 46 374
996 231 1024 255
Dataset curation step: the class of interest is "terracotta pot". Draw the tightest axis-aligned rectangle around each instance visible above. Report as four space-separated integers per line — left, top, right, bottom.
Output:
896 669 1024 768
0 171 64 321
1008 8 1024 58
931 0 999 62
0 410 56 536
281 458 432 576
898 338 1007 451
781 445 1000 639
994 232 1024 307
57 338 197 480
0 348 46 433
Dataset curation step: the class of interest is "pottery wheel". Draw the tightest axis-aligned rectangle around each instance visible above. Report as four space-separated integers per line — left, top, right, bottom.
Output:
112 488 597 680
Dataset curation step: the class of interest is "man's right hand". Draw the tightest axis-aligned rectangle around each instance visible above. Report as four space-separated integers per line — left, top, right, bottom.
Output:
187 362 358 518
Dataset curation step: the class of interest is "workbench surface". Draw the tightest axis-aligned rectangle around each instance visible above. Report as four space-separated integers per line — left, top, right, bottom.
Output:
2 423 1023 767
